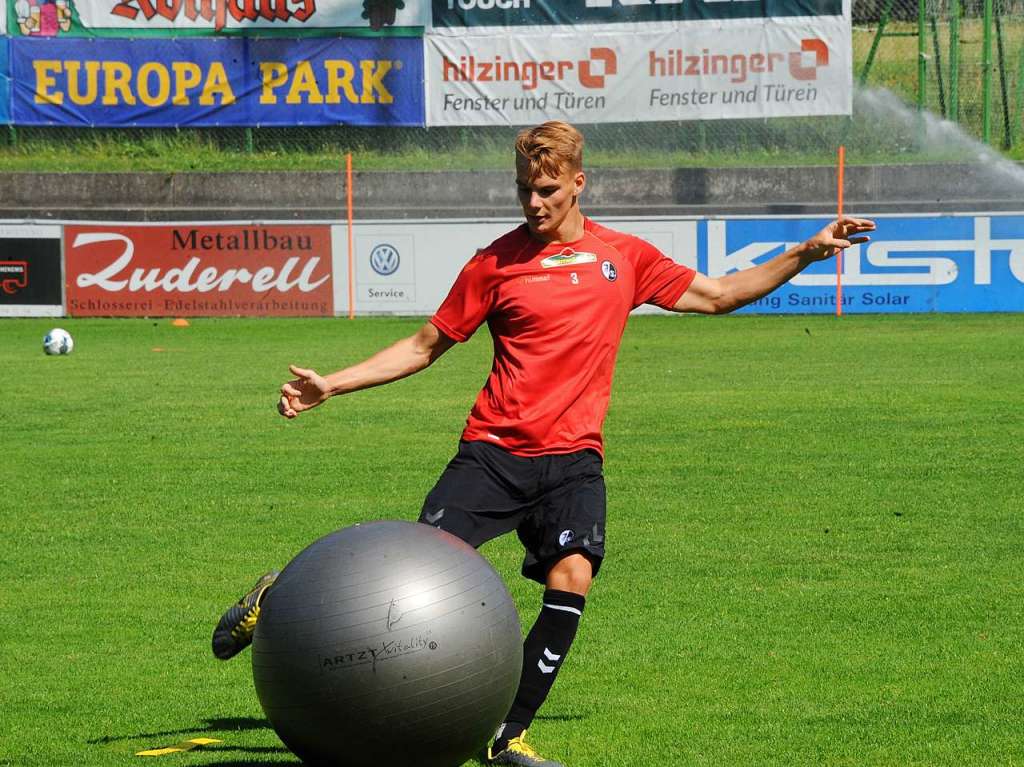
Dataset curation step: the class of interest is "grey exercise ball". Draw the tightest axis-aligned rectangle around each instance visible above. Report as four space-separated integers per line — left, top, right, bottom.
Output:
252 520 523 767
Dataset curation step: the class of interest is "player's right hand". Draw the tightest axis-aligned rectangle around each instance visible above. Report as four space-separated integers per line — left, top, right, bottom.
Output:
278 364 331 419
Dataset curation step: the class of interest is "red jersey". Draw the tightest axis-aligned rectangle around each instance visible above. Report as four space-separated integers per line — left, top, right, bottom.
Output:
430 217 695 457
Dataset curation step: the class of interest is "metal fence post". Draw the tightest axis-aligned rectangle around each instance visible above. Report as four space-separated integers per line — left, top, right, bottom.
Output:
918 0 927 113
1016 46 1024 147
860 0 895 86
983 0 993 143
949 0 960 121
994 0 1012 149
930 13 946 117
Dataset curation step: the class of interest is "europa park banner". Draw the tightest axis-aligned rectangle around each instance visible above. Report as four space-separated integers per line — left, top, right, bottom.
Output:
11 36 424 126
64 224 335 316
424 21 852 126
6 0 423 37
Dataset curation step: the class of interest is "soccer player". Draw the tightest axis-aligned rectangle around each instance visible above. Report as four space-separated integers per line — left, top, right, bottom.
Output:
214 121 875 767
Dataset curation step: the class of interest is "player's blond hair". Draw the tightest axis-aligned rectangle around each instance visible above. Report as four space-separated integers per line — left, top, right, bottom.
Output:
515 121 584 179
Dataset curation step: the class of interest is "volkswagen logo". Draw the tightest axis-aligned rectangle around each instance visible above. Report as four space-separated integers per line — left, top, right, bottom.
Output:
369 244 400 276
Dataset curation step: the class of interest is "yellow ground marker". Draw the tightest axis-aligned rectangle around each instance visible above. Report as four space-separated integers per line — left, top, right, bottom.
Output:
135 737 222 757
171 318 190 327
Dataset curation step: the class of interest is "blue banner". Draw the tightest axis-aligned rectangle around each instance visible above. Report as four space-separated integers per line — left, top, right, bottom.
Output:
708 215 1024 314
11 36 424 126
0 39 10 124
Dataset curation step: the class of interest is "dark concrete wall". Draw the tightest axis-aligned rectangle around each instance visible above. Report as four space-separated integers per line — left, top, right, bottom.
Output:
1 163 1021 221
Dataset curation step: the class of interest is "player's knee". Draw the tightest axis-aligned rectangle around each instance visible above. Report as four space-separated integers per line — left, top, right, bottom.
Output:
546 553 594 595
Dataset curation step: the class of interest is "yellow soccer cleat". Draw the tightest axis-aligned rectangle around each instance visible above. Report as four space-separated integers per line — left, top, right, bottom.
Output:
488 730 565 767
211 571 278 660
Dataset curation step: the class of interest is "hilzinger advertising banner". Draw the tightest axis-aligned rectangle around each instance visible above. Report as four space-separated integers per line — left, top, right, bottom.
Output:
425 22 851 126
7 0 423 37
11 36 424 126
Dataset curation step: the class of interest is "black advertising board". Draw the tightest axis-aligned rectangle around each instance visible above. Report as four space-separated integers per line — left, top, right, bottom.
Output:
0 226 63 315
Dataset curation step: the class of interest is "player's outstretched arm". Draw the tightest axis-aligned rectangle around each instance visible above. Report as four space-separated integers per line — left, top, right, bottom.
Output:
278 321 455 419
674 216 876 315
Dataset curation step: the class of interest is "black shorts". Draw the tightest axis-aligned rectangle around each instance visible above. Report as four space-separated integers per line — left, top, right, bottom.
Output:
418 440 606 584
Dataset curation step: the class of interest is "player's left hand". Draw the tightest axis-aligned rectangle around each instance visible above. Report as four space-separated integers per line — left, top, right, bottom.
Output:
278 364 331 419
803 216 876 262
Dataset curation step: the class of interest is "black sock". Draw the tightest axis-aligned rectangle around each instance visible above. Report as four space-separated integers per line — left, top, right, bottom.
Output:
491 721 526 753
493 589 586 750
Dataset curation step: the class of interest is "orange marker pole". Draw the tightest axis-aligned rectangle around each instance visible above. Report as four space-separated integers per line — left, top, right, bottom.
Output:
836 145 845 318
346 153 355 320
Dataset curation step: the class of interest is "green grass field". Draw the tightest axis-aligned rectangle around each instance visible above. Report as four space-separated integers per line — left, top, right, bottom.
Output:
3 313 1022 767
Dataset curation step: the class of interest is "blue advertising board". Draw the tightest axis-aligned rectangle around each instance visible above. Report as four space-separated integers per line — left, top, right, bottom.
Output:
0 38 10 124
11 36 424 126
710 214 1024 314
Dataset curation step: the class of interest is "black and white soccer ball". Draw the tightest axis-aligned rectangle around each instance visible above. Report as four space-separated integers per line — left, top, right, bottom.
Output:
43 328 74 356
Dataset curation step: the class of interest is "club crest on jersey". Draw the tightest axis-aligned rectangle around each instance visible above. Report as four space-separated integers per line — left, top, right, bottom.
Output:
541 248 598 269
601 260 618 281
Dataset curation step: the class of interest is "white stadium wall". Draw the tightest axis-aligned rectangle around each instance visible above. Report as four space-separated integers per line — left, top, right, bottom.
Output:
1 212 1022 317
